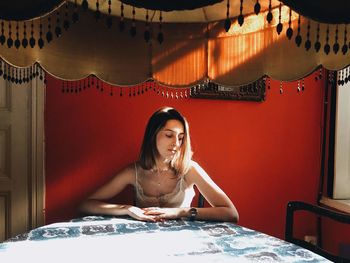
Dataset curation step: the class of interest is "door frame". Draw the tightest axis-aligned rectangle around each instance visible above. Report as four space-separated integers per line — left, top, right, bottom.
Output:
29 76 45 229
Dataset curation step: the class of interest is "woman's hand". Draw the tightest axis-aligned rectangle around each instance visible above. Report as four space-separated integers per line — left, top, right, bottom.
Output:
126 206 158 222
142 207 185 221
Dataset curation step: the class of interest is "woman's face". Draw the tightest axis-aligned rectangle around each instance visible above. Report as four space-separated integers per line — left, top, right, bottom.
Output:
155 119 185 162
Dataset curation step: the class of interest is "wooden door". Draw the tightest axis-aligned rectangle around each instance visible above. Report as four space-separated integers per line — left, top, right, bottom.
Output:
0 75 44 242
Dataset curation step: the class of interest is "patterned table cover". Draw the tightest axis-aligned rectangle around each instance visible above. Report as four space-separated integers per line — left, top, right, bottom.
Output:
0 216 330 263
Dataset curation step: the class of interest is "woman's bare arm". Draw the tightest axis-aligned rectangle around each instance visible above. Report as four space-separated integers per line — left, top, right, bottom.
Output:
79 164 156 221
184 161 239 222
144 161 239 223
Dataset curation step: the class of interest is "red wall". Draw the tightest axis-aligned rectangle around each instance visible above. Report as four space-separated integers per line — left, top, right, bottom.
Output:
45 72 325 240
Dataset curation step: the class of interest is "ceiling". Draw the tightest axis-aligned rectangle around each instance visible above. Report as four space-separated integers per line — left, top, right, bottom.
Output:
0 0 280 22
0 0 349 24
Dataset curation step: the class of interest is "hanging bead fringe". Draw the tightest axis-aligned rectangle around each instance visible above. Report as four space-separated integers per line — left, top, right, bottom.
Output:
0 64 331 98
0 1 81 50
262 68 329 95
59 76 190 100
0 58 45 84
338 65 350 86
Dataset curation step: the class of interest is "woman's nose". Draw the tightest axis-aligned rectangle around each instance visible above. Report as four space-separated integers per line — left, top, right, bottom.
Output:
173 138 180 147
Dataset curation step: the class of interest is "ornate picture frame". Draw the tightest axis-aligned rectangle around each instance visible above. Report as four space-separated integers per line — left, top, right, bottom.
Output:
190 78 266 102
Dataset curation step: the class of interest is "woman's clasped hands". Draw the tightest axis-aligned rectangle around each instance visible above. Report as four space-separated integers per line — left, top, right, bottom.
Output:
127 205 183 222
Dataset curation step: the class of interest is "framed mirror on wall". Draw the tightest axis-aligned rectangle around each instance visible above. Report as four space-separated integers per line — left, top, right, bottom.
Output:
190 77 266 102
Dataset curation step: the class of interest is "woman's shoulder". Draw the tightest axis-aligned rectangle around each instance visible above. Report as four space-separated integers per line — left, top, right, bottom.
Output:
120 162 137 173
188 160 203 173
184 160 205 182
185 160 215 187
114 162 138 180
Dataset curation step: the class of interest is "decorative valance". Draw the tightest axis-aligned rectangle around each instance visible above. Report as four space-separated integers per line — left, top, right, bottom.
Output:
0 1 349 87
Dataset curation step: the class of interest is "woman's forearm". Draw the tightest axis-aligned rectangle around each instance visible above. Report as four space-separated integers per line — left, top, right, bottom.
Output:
79 199 131 216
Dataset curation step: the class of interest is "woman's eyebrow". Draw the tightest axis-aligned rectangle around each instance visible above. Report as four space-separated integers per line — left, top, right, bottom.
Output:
163 128 184 134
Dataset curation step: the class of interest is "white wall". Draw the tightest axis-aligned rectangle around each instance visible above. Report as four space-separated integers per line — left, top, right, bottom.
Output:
334 69 350 199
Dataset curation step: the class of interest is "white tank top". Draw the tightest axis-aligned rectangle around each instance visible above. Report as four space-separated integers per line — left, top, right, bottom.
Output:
134 163 195 208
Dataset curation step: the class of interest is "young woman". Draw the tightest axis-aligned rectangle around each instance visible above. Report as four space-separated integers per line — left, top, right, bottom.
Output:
80 107 239 223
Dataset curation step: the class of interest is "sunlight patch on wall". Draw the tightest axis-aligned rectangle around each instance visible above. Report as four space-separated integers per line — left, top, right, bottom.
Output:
209 6 299 81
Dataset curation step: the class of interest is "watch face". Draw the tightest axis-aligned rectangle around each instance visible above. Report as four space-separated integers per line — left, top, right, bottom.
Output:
190 208 197 220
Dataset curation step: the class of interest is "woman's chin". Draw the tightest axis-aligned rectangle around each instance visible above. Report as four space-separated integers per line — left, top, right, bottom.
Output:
164 155 175 162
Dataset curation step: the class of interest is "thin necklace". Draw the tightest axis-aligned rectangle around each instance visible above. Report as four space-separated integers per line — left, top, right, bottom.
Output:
150 166 169 173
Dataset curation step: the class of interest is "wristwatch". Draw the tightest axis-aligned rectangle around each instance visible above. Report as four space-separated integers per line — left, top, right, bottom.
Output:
189 207 198 221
